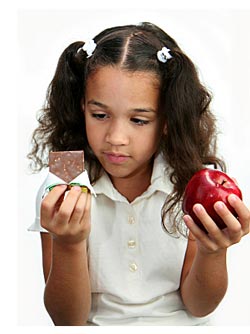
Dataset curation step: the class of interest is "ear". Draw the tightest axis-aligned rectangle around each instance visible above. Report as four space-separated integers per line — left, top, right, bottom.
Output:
163 122 167 135
80 98 85 113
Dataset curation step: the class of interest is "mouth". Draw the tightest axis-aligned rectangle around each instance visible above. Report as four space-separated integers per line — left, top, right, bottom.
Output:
103 152 130 164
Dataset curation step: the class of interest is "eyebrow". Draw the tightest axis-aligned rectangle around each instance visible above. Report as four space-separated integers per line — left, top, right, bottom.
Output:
133 108 156 113
87 100 108 109
87 99 156 113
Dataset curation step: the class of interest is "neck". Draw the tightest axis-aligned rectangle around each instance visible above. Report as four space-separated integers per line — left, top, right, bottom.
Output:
109 161 154 203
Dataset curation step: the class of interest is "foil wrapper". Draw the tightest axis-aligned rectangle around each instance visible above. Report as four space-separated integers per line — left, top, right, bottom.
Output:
43 170 96 198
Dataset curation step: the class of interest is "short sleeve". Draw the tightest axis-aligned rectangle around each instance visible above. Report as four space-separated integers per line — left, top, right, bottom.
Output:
27 178 48 233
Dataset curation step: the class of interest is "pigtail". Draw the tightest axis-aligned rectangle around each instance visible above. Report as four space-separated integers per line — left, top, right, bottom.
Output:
161 51 225 235
163 51 216 172
47 42 87 147
28 42 88 170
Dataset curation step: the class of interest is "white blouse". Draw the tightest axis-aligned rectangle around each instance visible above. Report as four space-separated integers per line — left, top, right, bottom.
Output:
29 155 210 326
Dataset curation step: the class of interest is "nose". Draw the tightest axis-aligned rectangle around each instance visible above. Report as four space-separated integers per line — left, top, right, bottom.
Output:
105 119 129 146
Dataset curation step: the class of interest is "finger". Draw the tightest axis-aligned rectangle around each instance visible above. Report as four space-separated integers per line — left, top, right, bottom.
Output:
80 192 91 225
213 201 242 244
183 214 219 252
70 192 89 225
192 204 222 236
214 201 242 233
67 193 92 241
227 194 250 234
191 204 236 248
41 185 67 222
183 214 206 238
83 192 91 219
55 186 82 225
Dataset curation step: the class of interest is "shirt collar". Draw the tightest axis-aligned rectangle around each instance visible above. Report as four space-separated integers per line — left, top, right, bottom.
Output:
93 154 173 202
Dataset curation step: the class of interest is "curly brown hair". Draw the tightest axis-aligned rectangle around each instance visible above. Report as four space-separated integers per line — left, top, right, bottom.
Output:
28 22 225 235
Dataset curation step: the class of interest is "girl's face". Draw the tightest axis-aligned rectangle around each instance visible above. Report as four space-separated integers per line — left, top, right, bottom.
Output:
84 66 162 186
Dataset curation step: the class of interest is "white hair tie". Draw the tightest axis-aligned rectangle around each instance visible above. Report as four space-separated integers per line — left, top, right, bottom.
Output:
78 39 97 58
157 47 172 63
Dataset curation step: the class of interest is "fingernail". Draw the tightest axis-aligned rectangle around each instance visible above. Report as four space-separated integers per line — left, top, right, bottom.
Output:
183 215 191 224
73 186 81 192
214 202 225 210
193 203 203 213
228 194 238 202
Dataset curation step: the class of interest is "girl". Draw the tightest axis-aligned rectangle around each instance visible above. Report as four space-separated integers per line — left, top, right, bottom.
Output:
28 22 250 326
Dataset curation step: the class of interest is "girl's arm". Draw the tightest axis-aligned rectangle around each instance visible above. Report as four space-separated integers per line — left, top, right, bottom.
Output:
40 185 91 326
180 194 250 317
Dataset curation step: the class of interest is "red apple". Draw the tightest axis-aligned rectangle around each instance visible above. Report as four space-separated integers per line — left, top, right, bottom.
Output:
182 168 242 232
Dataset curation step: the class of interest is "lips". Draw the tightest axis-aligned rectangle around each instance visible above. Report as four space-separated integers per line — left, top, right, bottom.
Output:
104 152 130 164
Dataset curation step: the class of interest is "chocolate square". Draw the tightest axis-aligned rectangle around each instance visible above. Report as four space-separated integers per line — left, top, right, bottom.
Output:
49 150 85 183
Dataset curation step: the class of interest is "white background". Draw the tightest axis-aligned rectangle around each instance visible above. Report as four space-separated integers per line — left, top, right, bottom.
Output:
4 0 250 332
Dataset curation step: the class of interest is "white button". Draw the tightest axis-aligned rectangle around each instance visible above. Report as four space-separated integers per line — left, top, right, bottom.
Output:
128 216 135 224
129 263 138 272
127 240 136 248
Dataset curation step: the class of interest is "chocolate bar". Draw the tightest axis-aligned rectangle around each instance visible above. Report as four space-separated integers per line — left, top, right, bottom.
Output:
49 150 85 183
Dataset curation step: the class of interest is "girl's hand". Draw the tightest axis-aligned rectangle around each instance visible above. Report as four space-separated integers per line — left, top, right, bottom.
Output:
183 194 250 254
41 185 91 246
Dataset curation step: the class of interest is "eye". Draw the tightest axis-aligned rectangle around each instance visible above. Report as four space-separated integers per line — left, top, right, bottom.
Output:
131 118 150 126
91 112 108 120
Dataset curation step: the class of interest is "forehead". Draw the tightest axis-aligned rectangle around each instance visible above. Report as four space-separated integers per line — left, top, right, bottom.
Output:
85 66 160 107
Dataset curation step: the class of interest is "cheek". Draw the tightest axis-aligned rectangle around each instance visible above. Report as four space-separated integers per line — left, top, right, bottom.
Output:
85 117 97 146
86 125 98 148
136 127 161 153
85 119 106 153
